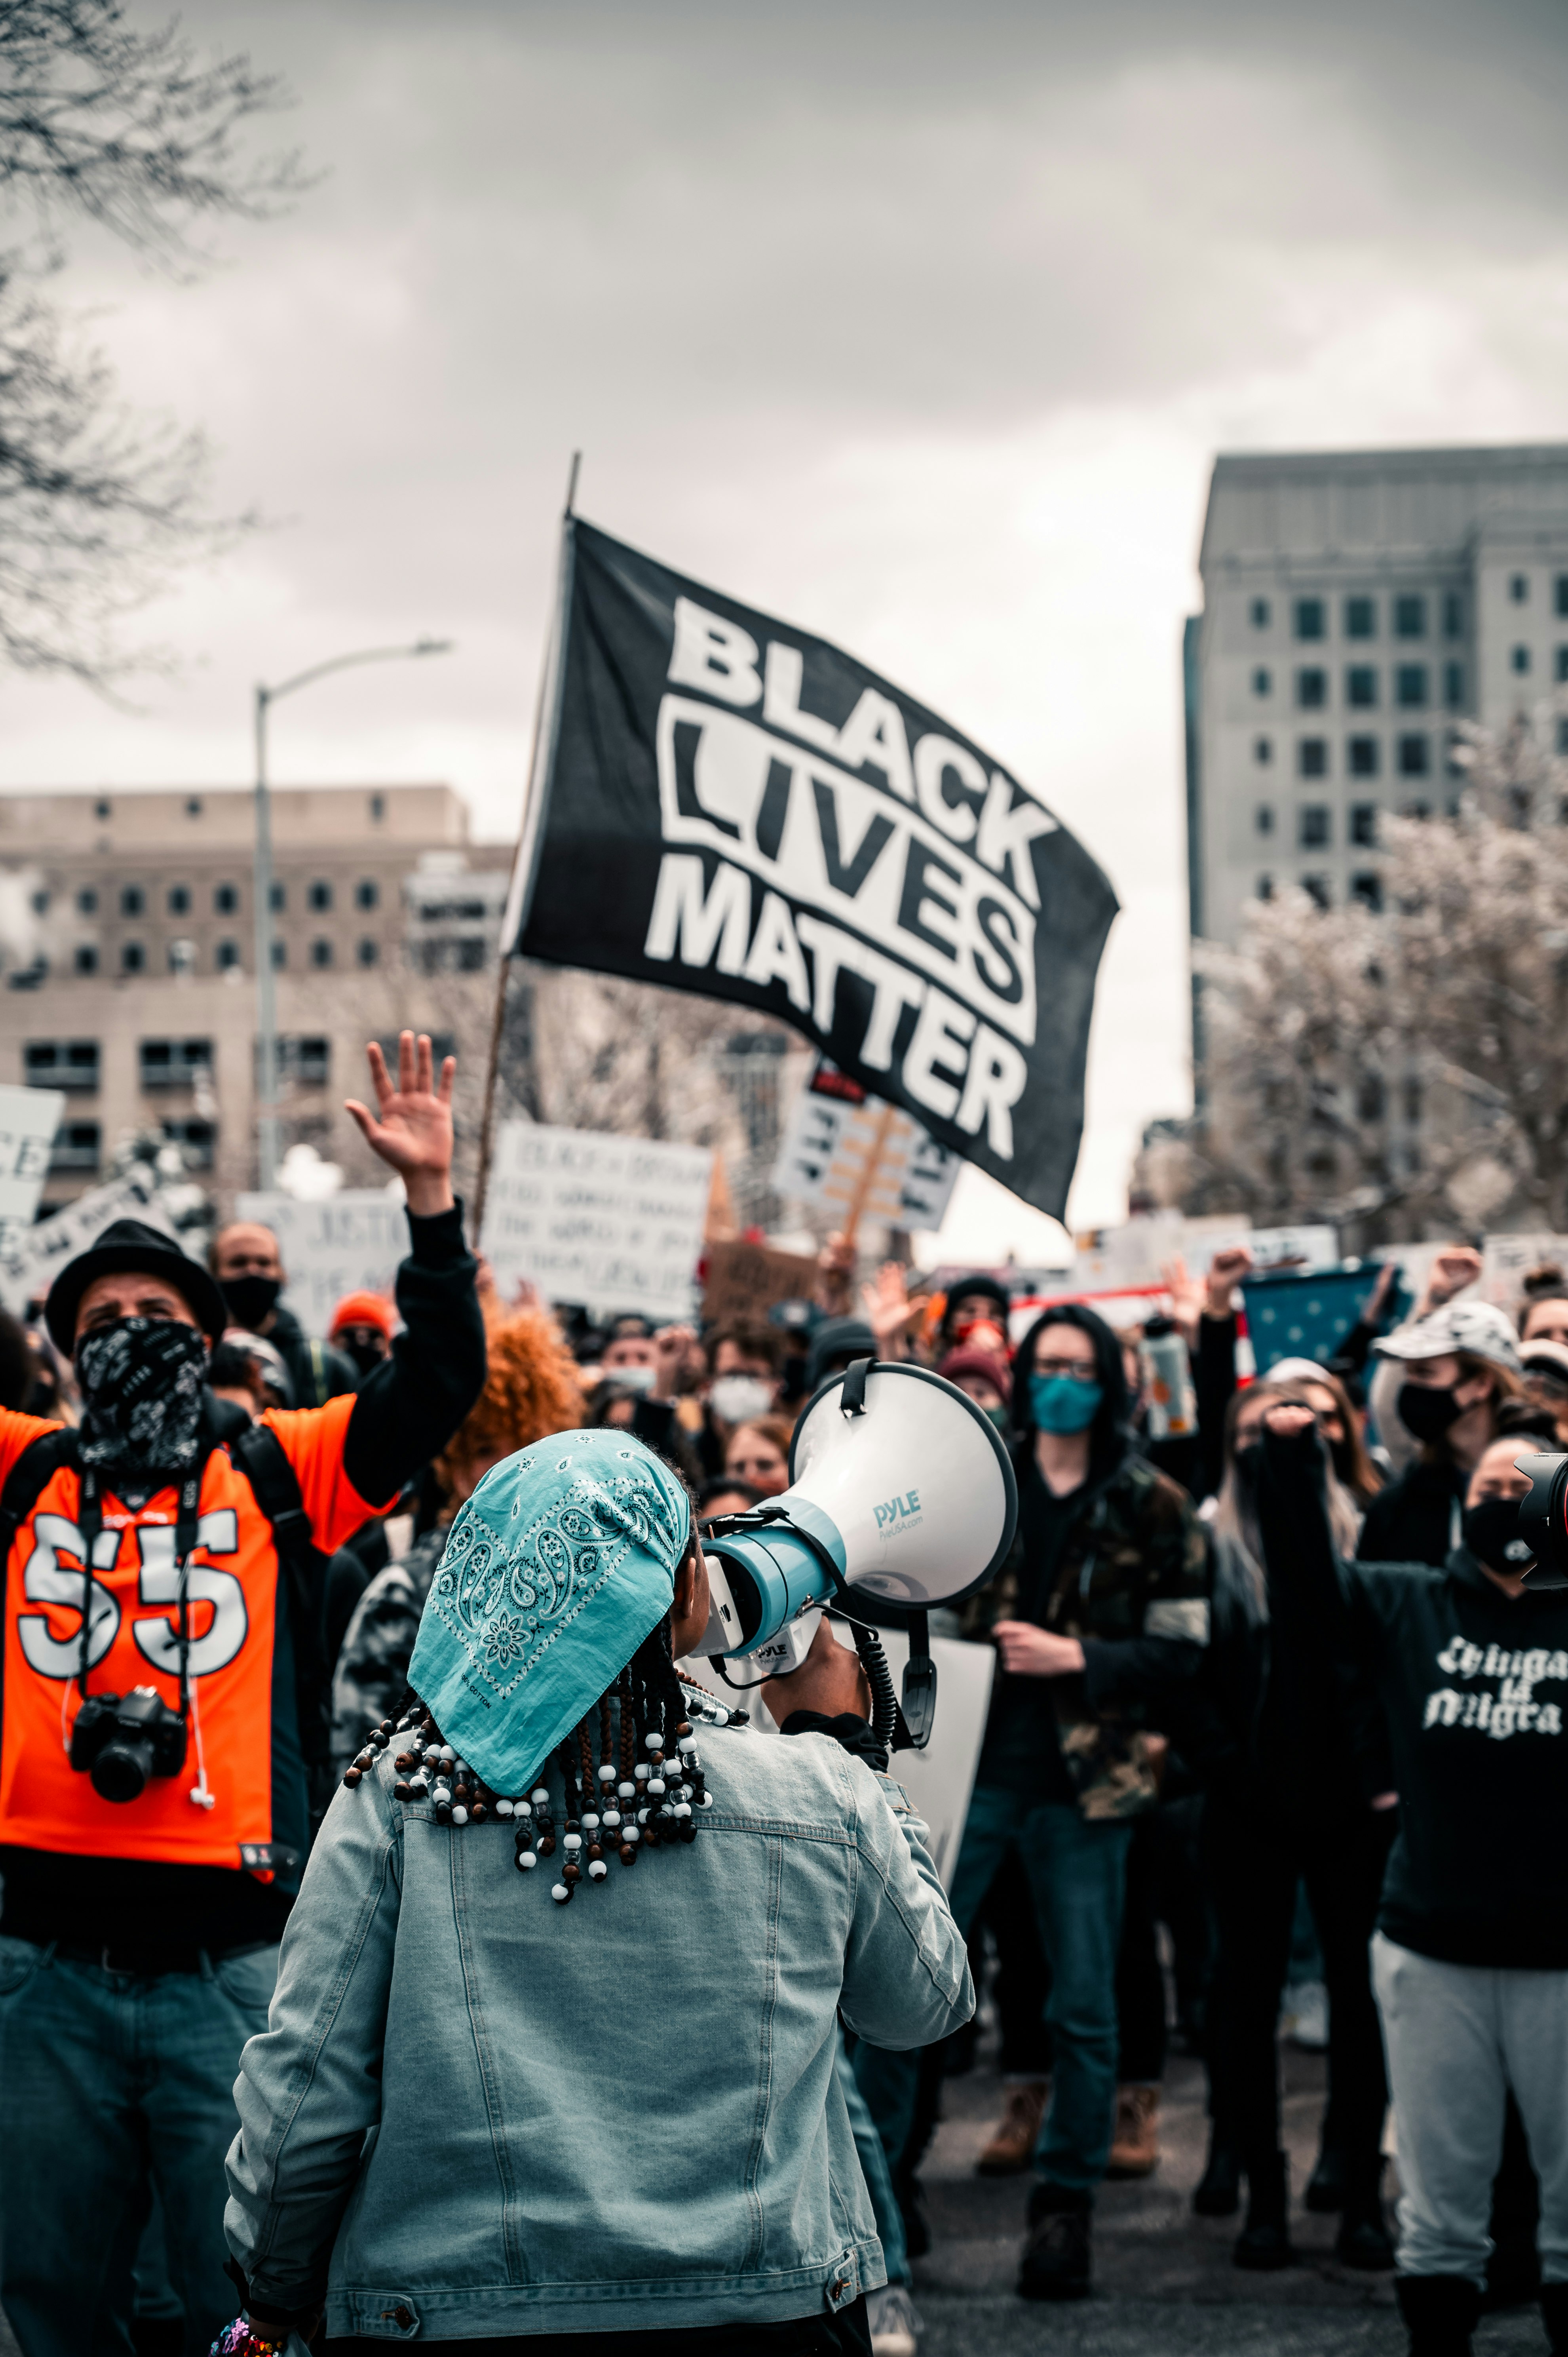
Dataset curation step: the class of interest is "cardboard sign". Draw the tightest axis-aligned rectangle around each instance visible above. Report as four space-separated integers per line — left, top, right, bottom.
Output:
0 1083 65 1258
234 1190 408 1338
0 1167 175 1316
772 1060 961 1233
701 1238 820 1332
480 1123 713 1322
1481 1233 1568 1311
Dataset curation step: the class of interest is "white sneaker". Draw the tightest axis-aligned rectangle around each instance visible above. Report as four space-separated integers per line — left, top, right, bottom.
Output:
1287 1979 1329 2050
868 2281 920 2356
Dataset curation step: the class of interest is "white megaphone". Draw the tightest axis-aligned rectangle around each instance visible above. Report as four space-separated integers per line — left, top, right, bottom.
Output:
695 1357 1018 1748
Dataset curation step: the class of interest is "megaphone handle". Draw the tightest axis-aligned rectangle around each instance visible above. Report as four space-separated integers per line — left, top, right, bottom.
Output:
900 1611 937 1752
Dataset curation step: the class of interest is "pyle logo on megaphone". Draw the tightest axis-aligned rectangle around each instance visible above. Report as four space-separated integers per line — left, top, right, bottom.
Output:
694 1359 1019 1740
874 1488 922 1535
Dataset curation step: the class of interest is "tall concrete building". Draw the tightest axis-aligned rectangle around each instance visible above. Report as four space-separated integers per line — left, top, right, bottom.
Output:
1188 444 1568 949
0 784 510 1211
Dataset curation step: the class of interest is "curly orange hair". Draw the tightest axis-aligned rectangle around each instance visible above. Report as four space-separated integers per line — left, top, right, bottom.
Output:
434 1306 585 1490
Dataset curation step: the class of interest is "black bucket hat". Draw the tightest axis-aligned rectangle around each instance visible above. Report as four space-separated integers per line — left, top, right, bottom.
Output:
45 1218 228 1353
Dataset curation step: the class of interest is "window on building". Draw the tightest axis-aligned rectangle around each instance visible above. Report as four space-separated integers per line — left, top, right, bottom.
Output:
1296 667 1327 709
1300 805 1332 848
186 796 203 818
270 881 285 911
1444 660 1465 709
1298 738 1329 778
121 942 144 974
1510 573 1530 603
29 889 49 917
120 885 144 917
1254 736 1273 765
73 945 98 975
1396 664 1429 708
1405 1076 1423 1124
369 793 386 821
1357 1072 1387 1121
1398 734 1431 777
1250 597 1272 630
160 1119 215 1170
168 885 190 916
1555 648 1568 682
1394 594 1427 639
1256 875 1274 901
1302 875 1331 909
76 887 97 915
1348 736 1381 778
274 1037 331 1089
311 939 333 968
1350 873 1384 911
1294 597 1325 641
167 940 196 978
1556 575 1568 617
308 880 333 912
1346 665 1378 708
270 939 286 970
1344 595 1376 639
1350 803 1380 847
50 1121 101 1173
214 883 239 915
1513 645 1532 675
1401 798 1433 820
1255 804 1275 835
1558 717 1568 757
355 878 380 910
139 1038 213 1092
94 799 110 820
216 940 240 972
1444 590 1465 637
357 938 379 966
25 1040 100 1092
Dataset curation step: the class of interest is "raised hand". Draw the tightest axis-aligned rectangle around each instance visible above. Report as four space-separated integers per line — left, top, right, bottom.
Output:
861 1261 915 1358
1162 1255 1204 1349
1205 1246 1254 1319
345 1031 456 1217
1420 1244 1482 1315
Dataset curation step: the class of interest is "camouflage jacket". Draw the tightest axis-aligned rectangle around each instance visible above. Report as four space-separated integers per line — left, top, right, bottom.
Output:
330 1527 447 1771
959 1448 1211 1820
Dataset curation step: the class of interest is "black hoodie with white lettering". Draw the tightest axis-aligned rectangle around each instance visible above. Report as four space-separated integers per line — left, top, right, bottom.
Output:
1256 1425 1568 1969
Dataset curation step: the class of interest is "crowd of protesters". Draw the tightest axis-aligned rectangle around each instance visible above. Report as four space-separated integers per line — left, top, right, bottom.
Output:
4 1116 1568 2357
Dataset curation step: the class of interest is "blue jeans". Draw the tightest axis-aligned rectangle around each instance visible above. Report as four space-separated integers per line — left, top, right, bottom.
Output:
0 1936 279 2357
854 1787 1131 2199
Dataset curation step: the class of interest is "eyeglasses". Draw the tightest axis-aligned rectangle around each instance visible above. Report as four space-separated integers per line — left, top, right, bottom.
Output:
1033 1358 1098 1382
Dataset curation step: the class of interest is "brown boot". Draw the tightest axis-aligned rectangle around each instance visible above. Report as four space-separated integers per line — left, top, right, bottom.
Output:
976 2079 1049 2176
1106 2084 1161 2178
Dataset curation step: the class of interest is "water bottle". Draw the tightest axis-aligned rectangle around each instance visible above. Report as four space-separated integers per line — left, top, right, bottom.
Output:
1141 1315 1198 1440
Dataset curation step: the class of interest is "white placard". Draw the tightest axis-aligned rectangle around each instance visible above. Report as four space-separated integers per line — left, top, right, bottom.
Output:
0 1167 175 1315
0 1083 65 1255
234 1190 408 1338
480 1123 713 1321
1480 1233 1568 1311
772 1065 960 1233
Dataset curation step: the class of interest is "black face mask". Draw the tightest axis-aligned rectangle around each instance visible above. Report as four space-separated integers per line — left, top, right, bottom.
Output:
1461 1496 1535 1577
342 1336 387 1377
75 1316 208 1474
220 1274 281 1331
1232 1440 1263 1491
1397 1381 1463 1444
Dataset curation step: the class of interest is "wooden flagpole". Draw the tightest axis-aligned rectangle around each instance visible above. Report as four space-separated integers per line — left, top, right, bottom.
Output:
838 1100 898 1250
471 452 580 1241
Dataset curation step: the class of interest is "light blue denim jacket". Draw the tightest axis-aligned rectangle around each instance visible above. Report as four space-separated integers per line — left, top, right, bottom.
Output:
224 1716 973 2341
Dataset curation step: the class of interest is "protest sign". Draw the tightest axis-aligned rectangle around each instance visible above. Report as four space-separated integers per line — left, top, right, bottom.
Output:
772 1058 960 1233
0 1167 174 1315
480 1123 713 1321
826 1624 994 1889
701 1238 819 1331
507 518 1118 1221
1481 1233 1568 1311
234 1191 407 1337
0 1084 64 1259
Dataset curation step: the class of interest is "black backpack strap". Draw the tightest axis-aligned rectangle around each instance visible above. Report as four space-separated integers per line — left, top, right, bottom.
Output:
229 1422 315 1575
229 1422 335 1836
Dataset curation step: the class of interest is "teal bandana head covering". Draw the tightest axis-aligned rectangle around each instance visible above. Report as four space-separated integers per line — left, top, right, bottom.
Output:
408 1427 692 1796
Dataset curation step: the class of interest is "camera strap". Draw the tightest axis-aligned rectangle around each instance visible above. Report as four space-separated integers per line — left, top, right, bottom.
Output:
74 1462 206 1714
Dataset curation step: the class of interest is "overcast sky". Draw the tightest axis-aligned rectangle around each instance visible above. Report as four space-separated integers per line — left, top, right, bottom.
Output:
5 0 1568 1254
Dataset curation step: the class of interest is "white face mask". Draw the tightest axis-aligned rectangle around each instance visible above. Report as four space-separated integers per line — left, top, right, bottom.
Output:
606 1361 656 1396
710 1373 774 1425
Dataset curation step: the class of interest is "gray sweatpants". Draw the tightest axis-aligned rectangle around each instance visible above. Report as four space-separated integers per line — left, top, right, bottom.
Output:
1372 1931 1568 2284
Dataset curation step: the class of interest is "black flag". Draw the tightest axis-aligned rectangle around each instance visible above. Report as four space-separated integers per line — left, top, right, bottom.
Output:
509 518 1118 1219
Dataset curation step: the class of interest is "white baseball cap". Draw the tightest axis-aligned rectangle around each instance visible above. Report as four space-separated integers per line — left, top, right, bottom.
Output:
1373 1300 1522 1376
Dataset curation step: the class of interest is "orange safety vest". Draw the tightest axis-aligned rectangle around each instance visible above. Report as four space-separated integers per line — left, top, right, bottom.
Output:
0 1395 378 1873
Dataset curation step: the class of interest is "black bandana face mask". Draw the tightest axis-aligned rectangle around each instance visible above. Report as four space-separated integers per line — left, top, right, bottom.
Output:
75 1317 209 1474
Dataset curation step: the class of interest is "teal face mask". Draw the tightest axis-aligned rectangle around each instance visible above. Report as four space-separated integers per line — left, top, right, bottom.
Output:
1029 1372 1102 1434
985 1405 1011 1434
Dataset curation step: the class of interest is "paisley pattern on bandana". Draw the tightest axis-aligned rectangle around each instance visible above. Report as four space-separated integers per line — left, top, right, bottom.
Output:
76 1316 208 1474
408 1427 691 1797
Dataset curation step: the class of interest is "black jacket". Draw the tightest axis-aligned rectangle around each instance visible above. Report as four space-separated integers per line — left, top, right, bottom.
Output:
1258 1425 1568 1967
1357 1452 1463 1570
268 1305 360 1410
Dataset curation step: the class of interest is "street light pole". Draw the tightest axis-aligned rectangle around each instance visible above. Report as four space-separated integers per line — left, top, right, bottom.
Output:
252 637 453 1190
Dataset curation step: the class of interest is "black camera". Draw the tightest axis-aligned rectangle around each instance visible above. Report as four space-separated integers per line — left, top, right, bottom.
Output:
70 1687 188 1802
1512 1455 1568 1590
